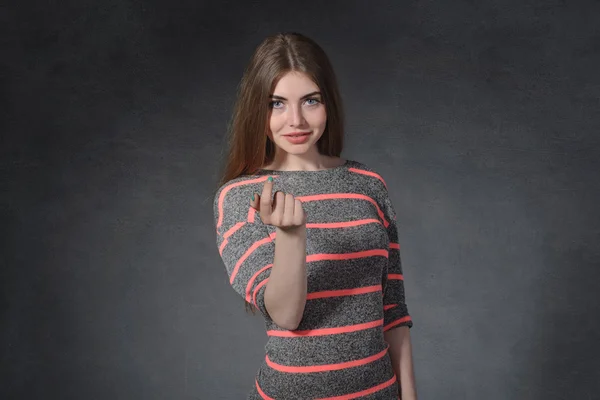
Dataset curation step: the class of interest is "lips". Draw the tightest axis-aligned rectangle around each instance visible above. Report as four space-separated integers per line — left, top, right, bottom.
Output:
283 132 311 144
284 132 311 137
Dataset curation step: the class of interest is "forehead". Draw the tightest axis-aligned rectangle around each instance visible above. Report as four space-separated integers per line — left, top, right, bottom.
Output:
272 71 319 96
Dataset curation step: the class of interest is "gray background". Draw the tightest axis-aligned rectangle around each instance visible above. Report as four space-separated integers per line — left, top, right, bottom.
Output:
3 1 600 399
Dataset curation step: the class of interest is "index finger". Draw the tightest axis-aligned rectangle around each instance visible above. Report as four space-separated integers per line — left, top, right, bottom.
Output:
260 176 274 217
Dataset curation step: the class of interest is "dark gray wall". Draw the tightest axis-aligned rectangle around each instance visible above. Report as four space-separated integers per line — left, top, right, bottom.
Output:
3 1 599 399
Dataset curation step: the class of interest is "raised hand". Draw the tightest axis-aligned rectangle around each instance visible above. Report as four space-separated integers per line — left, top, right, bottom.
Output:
250 177 306 231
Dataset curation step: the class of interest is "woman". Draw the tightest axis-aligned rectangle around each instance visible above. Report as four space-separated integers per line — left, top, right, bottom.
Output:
213 32 417 399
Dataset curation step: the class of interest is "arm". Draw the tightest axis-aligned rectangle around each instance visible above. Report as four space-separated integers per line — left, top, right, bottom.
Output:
380 182 417 399
385 326 417 399
214 177 307 330
263 225 307 330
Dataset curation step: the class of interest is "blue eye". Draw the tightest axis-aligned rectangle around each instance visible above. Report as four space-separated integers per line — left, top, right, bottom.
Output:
269 98 321 108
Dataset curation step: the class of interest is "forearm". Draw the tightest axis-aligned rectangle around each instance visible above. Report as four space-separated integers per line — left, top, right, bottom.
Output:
264 226 307 330
385 326 417 399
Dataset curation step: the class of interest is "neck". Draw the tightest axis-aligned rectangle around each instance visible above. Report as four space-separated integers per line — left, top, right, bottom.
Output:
266 151 339 172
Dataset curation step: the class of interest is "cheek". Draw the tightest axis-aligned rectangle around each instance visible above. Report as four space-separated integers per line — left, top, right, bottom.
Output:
269 113 284 134
311 107 327 128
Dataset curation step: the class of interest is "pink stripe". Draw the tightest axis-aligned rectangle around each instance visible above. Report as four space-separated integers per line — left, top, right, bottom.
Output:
267 219 381 241
253 278 269 307
388 273 404 281
383 316 412 331
348 167 387 189
307 285 382 300
384 304 398 311
255 379 275 400
223 222 245 239
247 207 257 223
307 218 381 229
267 319 383 337
245 264 273 302
307 249 388 262
216 176 274 233
218 238 228 256
219 222 246 256
389 242 400 250
217 181 389 234
229 237 272 284
297 193 389 228
266 345 389 373
316 375 397 400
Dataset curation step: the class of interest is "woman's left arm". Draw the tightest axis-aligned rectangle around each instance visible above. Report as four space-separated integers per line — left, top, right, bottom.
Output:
376 174 417 399
385 326 417 399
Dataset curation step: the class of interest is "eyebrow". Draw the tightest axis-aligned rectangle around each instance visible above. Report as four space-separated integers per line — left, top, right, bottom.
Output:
269 91 322 101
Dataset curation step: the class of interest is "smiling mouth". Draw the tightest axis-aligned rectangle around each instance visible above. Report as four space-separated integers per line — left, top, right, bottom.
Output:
284 132 311 137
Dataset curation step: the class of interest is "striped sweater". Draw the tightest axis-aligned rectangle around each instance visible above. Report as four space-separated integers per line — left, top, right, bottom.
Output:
213 159 413 399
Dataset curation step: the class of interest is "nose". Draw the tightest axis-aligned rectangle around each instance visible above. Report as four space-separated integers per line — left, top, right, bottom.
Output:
288 104 305 127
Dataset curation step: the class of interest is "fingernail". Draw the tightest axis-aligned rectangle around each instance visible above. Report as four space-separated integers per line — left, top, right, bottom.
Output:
267 176 273 182
251 194 255 201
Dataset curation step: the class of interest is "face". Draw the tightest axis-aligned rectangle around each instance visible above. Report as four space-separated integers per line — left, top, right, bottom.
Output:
268 71 327 157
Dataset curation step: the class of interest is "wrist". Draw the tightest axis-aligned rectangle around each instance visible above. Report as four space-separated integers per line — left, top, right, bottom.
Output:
276 224 306 236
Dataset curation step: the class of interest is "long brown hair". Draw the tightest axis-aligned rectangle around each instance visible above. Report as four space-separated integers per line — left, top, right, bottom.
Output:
216 32 345 313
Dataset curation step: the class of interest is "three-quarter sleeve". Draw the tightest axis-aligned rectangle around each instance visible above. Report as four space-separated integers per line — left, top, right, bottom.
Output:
213 182 275 320
380 187 413 332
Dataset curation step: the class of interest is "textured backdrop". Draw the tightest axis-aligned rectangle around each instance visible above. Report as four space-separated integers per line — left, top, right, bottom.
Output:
3 1 600 399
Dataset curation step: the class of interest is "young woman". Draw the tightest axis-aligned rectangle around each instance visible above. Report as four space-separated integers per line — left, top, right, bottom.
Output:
213 32 417 400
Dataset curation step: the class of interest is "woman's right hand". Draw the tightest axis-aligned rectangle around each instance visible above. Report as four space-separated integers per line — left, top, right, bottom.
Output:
250 177 306 231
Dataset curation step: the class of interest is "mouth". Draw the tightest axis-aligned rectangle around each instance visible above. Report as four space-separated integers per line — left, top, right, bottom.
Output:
283 131 312 144
283 132 311 137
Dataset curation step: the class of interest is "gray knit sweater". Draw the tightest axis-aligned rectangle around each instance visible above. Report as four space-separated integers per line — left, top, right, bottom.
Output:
213 159 413 399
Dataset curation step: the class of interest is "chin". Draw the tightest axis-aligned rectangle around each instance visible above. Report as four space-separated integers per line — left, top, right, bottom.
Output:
280 143 313 154
272 137 309 149
287 142 311 150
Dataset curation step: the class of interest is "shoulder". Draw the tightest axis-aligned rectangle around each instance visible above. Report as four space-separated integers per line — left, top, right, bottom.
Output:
344 159 390 194
213 174 269 219
345 160 398 220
